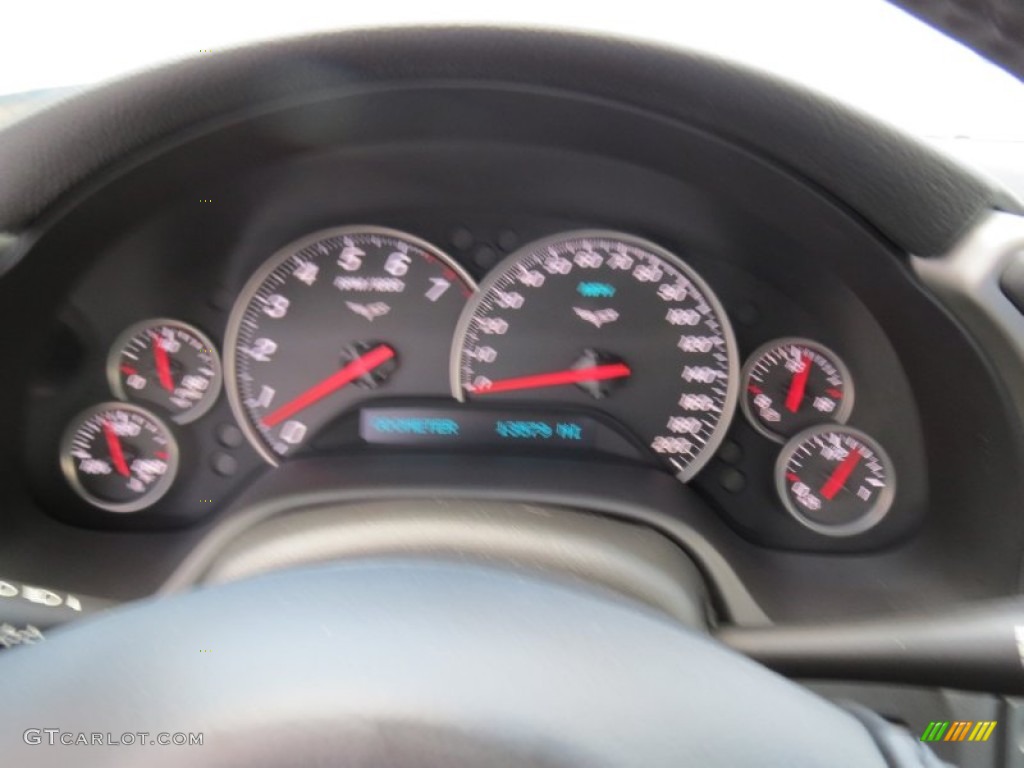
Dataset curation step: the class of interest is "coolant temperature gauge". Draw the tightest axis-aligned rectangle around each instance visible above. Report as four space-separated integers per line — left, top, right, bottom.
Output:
776 425 895 537
60 403 179 513
108 319 222 424
741 338 852 441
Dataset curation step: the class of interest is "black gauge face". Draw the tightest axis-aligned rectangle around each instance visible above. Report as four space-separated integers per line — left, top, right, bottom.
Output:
108 319 222 424
741 338 852 441
60 403 179 513
226 226 476 464
776 425 894 537
453 230 738 480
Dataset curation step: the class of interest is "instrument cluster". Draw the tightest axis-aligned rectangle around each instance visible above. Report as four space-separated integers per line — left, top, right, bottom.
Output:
53 224 895 541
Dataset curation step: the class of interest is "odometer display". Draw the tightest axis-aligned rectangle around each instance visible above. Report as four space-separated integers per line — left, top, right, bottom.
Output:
226 226 475 464
453 231 738 480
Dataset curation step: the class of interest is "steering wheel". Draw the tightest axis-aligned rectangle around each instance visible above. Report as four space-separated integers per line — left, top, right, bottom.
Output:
0 25 1006 766
3 557 938 767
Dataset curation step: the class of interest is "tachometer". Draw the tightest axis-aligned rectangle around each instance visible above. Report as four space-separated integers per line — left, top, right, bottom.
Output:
225 226 475 464
452 230 738 480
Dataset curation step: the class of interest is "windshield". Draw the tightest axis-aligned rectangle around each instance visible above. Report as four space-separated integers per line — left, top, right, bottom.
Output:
2 0 1021 191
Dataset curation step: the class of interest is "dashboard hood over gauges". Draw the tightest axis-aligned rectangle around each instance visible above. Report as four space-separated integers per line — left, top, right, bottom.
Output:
0 26 1018 255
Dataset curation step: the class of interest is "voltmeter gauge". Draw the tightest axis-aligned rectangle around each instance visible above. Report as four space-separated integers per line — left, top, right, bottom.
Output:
741 338 852 441
108 319 222 424
775 425 895 537
60 403 179 513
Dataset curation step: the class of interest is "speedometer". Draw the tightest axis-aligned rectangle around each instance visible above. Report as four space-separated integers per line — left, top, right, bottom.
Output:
452 231 738 480
226 226 475 464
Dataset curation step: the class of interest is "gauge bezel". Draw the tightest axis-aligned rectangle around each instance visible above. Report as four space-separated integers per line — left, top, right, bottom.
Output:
59 402 180 513
740 336 854 443
225 225 478 466
106 317 223 425
449 228 740 483
774 424 895 538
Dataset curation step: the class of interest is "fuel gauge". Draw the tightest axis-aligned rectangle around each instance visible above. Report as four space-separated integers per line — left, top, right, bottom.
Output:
108 319 222 424
741 338 852 441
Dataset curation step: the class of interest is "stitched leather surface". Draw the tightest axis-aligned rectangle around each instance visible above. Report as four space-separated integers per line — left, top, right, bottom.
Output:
0 26 1016 255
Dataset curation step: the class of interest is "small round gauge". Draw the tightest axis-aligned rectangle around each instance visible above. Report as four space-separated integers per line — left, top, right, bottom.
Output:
108 319 222 424
452 230 738 481
226 226 476 464
60 403 179 513
741 338 852 441
776 425 895 537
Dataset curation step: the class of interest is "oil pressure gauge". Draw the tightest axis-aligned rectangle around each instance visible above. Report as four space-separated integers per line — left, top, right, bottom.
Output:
741 338 852 441
60 403 179 513
108 319 222 424
776 425 895 537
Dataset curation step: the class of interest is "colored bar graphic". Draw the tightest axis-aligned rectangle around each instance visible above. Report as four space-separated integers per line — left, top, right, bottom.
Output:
945 721 971 741
920 720 996 742
969 722 997 742
921 721 950 741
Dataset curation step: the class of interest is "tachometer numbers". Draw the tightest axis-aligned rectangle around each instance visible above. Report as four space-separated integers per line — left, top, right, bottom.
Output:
60 403 179 513
108 319 222 424
741 338 852 441
225 226 475 464
776 425 894 537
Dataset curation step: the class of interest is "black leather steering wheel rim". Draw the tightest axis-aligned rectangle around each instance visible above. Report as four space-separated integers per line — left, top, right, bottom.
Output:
0 560 911 767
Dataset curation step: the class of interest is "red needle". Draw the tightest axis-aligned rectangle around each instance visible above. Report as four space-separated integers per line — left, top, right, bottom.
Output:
820 448 862 500
261 344 395 428
102 420 131 478
469 363 631 395
785 354 813 413
152 333 175 392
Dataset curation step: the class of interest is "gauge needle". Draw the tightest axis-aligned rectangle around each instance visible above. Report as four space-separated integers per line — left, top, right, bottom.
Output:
102 420 131 477
152 333 175 392
469 363 632 395
261 343 396 428
820 448 862 500
784 354 813 413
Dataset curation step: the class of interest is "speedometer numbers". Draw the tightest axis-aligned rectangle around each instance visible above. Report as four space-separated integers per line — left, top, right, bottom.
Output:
741 338 852 441
60 403 179 513
108 319 222 424
776 425 895 537
453 231 738 481
225 226 475 464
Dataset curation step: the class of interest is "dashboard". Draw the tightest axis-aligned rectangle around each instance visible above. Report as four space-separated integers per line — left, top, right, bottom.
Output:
1 70 1022 627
